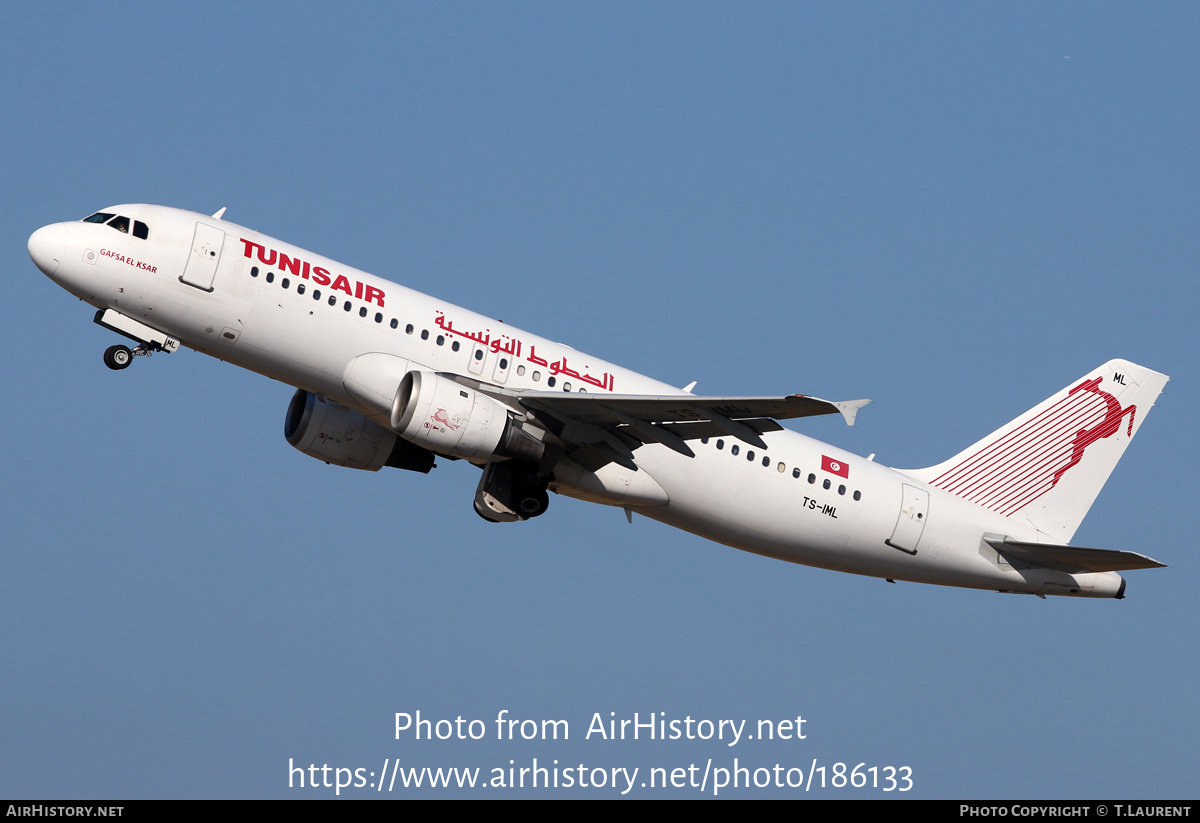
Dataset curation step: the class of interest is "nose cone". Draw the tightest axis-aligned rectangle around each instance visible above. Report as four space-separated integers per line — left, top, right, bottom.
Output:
29 223 69 276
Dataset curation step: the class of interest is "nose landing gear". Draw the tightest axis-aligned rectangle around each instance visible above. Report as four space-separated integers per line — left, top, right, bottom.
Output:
94 309 181 371
103 343 161 370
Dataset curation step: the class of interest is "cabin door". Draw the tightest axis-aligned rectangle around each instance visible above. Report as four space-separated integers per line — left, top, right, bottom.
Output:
180 223 226 291
887 484 928 554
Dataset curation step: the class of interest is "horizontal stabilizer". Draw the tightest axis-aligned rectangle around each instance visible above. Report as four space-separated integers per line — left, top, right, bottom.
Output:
985 537 1166 574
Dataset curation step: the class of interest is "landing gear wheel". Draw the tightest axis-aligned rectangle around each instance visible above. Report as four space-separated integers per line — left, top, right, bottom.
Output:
103 344 133 370
516 487 550 518
475 461 551 522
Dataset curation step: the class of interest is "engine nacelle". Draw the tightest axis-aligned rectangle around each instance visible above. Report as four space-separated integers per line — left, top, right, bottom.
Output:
390 370 543 463
285 390 435 473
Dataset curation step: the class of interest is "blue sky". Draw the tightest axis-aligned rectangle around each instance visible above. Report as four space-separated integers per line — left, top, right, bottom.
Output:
3 3 1197 798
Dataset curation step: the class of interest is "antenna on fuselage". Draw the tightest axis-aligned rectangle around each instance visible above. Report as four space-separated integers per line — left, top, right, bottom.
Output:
212 207 227 220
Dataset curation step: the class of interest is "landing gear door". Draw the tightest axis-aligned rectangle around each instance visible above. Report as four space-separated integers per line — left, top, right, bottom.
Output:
887 484 928 554
180 223 225 292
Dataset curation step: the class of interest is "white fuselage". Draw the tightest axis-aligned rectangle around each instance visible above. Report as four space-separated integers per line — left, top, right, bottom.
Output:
29 204 1126 598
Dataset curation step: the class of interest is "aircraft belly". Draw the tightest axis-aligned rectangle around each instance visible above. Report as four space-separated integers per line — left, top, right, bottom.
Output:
234 315 349 394
848 483 1100 593
631 440 860 565
636 442 1083 593
102 271 250 359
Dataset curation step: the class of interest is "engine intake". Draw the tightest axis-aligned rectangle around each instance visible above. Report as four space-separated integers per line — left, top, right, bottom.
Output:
390 371 543 463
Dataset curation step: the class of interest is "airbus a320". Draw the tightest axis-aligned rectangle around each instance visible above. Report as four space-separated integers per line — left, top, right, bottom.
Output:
28 205 1168 598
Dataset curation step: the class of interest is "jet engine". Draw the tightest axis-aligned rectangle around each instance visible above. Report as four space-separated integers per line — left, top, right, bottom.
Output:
390 370 543 464
284 389 436 473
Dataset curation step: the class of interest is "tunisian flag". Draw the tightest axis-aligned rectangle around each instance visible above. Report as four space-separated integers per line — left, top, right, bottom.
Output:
821 455 849 478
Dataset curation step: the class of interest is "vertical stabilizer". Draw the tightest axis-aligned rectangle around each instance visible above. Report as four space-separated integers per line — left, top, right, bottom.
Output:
906 360 1168 542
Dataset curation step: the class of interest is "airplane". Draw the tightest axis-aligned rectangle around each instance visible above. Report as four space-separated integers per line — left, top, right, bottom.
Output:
28 204 1169 599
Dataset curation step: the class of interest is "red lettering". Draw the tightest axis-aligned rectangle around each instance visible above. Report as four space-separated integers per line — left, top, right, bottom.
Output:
363 285 386 307
241 241 376 301
278 253 302 276
240 238 263 259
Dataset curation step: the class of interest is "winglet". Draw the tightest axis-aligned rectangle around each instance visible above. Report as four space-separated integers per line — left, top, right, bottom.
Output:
832 399 871 427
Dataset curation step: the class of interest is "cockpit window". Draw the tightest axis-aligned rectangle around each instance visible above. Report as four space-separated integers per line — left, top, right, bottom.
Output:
82 212 147 239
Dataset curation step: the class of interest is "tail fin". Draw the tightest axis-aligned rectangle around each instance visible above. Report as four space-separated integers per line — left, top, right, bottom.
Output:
906 360 1168 542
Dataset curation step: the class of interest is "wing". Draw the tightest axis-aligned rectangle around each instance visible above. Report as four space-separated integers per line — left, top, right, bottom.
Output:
519 392 869 428
470 381 870 472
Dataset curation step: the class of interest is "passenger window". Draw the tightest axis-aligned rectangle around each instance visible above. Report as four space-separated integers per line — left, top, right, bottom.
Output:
777 462 785 472
838 485 846 495
563 382 571 392
297 283 306 295
853 490 862 501
250 266 259 277
266 272 274 283
281 277 289 288
547 376 556 387
133 221 149 240
328 296 337 306
792 468 801 478
375 313 383 323
747 450 755 461
731 445 740 455
823 479 831 490
436 335 444 345
390 319 398 329
452 340 460 351
420 329 429 340
716 439 724 450
359 307 368 317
